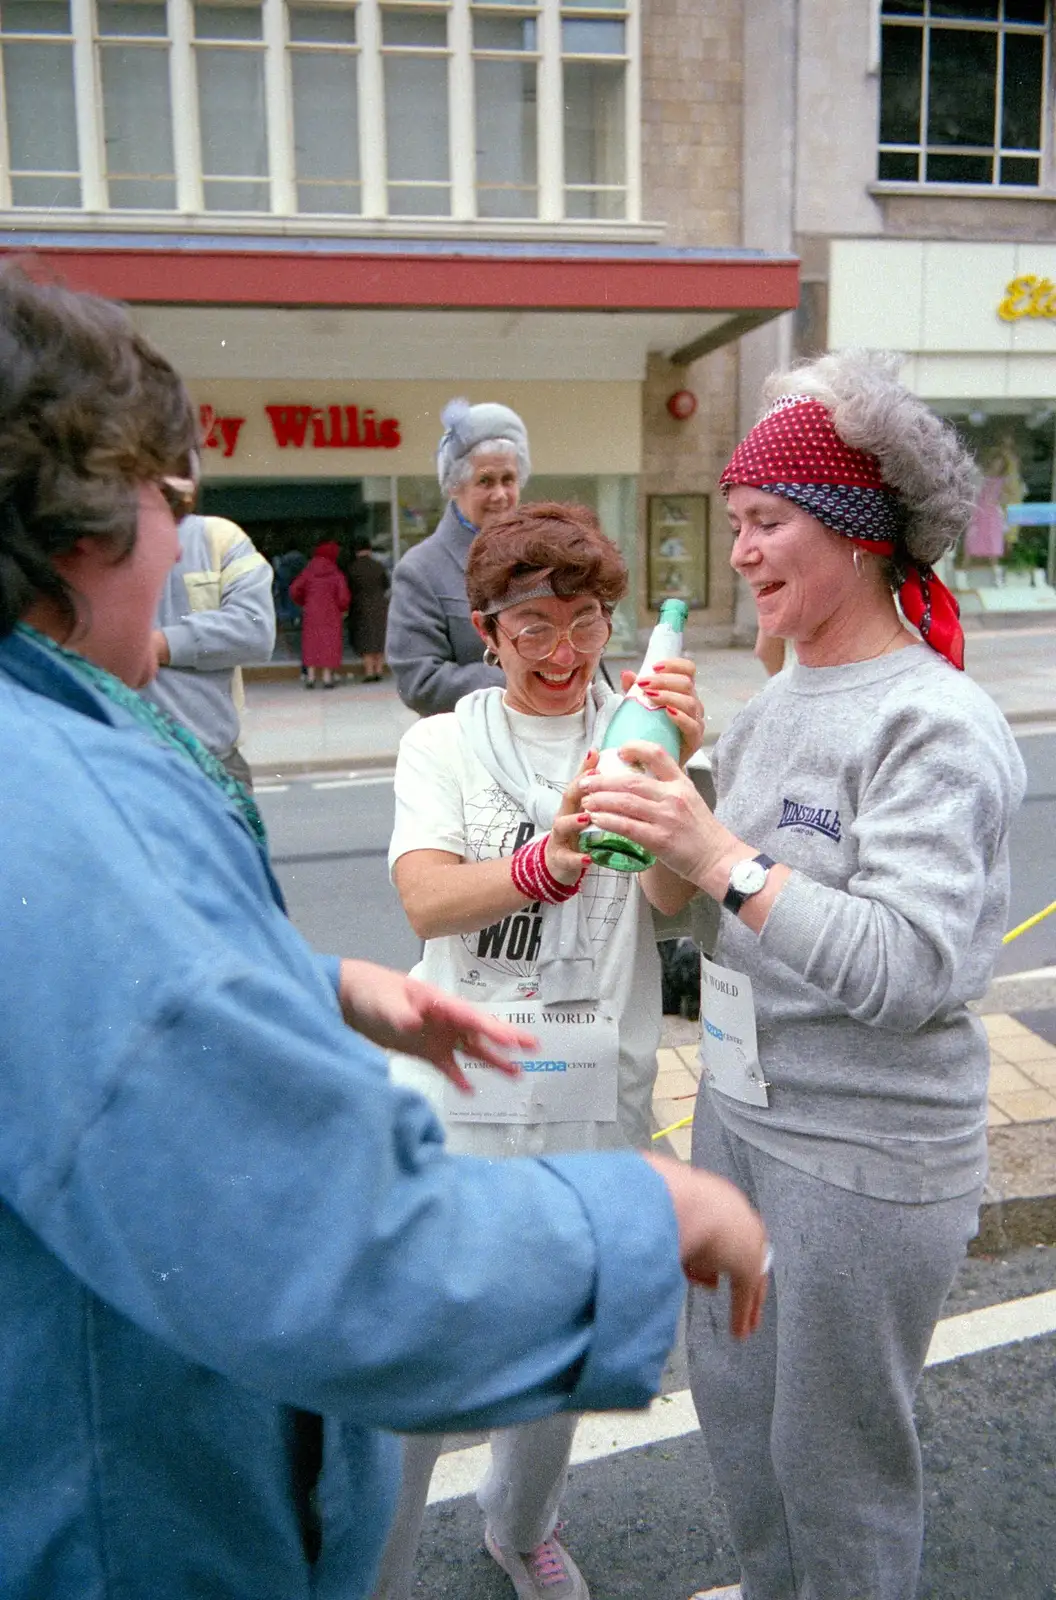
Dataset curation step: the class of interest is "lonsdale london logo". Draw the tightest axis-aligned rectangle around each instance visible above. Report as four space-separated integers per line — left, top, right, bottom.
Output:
997 275 1056 322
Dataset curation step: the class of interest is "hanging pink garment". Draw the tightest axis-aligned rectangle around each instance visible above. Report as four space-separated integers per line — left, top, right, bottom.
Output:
965 477 1007 559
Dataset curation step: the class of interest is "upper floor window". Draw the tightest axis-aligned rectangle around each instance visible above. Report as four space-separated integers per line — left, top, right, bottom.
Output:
878 0 1048 187
0 0 640 224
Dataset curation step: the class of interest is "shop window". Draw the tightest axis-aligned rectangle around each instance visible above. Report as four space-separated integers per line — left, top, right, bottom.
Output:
98 2 176 210
877 0 1047 187
289 3 361 214
194 1 270 211
953 412 1056 585
562 1 628 218
381 4 451 216
0 1 81 208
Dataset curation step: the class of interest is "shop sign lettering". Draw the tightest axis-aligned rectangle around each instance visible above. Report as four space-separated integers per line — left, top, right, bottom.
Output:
996 275 1056 322
265 405 401 450
199 404 245 459
195 402 402 461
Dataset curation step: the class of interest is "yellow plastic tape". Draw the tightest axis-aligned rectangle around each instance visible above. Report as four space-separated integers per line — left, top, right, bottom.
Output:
652 1113 694 1142
1002 900 1056 945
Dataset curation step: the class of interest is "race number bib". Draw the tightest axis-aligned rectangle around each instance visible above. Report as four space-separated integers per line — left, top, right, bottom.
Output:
445 1002 619 1125
699 956 769 1107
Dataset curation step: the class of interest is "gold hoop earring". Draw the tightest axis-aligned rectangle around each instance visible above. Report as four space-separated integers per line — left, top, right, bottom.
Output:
483 646 500 667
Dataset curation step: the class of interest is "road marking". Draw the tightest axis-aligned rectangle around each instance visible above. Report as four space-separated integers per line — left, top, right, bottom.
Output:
924 1287 1056 1366
255 784 290 794
312 773 395 789
426 1287 1056 1504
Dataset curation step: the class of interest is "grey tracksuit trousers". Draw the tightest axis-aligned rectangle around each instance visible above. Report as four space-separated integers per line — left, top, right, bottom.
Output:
687 1112 981 1600
371 1412 579 1600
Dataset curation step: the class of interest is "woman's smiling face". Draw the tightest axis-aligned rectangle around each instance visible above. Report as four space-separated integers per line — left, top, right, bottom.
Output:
726 485 861 647
474 592 610 717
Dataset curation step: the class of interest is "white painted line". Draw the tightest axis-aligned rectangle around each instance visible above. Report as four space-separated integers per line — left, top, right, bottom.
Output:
426 1288 1056 1505
312 773 395 790
428 1391 699 1505
255 784 290 794
923 1287 1056 1367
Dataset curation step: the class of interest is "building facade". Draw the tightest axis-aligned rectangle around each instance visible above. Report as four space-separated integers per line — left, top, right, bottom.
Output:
0 0 798 644
741 0 1056 615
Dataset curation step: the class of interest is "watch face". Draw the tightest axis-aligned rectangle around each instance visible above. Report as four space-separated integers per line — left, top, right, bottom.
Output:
730 859 768 897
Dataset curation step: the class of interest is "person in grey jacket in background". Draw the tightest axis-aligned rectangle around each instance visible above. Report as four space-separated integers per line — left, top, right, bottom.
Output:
143 474 275 788
385 398 529 716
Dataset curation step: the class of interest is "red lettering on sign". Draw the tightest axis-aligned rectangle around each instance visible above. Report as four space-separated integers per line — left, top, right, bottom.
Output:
199 403 245 458
263 402 400 450
266 405 314 449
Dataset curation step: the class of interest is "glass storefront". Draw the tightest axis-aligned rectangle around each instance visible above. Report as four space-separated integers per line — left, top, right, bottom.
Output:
936 407 1056 598
200 471 640 657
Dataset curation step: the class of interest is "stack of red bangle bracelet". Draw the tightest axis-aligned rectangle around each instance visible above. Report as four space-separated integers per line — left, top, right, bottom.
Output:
510 833 588 905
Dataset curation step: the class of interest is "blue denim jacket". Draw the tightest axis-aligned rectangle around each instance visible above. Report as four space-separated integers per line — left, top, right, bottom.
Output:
0 631 683 1598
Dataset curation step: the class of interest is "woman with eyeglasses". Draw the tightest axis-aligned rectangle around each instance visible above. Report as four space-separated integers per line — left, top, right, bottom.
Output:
375 502 706 1600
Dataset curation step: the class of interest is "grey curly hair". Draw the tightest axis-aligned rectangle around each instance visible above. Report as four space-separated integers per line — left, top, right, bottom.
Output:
760 349 979 566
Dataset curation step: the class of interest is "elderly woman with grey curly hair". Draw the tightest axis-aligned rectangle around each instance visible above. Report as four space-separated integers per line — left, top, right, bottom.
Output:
577 351 1027 1600
385 397 531 716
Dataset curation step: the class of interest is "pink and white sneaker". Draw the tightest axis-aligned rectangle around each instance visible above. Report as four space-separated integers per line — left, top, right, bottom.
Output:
484 1526 590 1599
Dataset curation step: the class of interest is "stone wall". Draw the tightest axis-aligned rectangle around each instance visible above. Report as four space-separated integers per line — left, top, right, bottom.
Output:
638 0 743 635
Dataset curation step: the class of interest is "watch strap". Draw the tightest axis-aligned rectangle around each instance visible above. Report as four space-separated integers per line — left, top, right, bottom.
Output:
722 852 776 914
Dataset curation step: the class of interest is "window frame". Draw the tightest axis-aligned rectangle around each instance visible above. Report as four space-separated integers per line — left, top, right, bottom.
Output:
876 0 1052 192
0 0 642 225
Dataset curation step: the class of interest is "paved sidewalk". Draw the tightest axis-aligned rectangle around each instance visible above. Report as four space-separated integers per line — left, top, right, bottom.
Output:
241 621 1055 777
652 1002 1056 1253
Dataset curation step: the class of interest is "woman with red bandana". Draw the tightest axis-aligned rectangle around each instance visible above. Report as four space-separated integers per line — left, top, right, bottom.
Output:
578 351 1026 1600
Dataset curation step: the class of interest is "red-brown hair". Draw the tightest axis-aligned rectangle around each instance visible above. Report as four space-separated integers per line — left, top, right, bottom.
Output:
466 502 628 624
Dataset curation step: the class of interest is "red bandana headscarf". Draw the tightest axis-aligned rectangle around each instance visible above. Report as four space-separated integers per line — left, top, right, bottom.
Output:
720 395 964 670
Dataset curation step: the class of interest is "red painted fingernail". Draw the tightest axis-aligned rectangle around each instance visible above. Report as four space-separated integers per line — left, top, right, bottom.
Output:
666 706 679 717
637 677 652 686
652 662 667 671
576 814 590 823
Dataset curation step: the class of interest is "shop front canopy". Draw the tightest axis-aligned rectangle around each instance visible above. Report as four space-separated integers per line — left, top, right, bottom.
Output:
0 234 799 381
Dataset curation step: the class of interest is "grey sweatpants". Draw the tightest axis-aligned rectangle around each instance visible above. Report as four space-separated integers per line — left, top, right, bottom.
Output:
687 1111 981 1600
371 1412 579 1600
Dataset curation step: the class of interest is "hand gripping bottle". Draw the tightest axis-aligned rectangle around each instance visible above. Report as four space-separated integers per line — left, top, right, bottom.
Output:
579 598 689 872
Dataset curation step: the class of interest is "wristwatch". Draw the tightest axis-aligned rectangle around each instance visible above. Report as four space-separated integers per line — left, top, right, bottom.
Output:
723 853 776 914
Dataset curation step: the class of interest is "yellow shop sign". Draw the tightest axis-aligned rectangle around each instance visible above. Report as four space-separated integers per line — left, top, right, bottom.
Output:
997 275 1056 321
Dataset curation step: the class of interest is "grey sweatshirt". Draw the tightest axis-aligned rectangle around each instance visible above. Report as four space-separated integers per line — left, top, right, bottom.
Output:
385 503 504 716
707 644 1026 1202
143 514 275 755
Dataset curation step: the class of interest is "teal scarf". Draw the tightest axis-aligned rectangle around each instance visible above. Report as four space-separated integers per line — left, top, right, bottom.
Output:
16 623 267 851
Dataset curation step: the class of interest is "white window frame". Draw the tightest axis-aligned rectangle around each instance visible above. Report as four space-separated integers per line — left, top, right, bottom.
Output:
876 0 1052 192
0 0 645 230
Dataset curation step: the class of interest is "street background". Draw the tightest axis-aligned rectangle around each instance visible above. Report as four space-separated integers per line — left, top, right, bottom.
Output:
249 621 1056 1600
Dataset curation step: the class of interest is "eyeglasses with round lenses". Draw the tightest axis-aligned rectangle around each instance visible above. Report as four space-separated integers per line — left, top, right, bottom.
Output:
498 611 612 662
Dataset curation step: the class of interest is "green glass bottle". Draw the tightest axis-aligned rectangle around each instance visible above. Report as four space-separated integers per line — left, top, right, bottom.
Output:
579 598 690 872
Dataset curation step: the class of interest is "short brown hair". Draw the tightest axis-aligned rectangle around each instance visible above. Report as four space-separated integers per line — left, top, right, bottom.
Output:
466 502 628 623
0 266 197 638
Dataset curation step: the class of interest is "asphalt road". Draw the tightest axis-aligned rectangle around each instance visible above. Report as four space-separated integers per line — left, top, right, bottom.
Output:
254 742 1056 1598
257 730 1056 978
397 1245 1056 1600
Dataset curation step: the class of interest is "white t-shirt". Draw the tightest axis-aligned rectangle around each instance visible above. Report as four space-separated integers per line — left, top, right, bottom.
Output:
388 702 662 1157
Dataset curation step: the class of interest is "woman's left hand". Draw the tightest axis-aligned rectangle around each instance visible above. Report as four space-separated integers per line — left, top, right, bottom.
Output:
337 959 537 1093
622 656 705 767
580 742 737 885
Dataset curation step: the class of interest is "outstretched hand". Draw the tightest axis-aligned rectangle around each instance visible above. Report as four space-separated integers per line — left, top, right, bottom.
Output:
644 1153 770 1339
336 959 537 1093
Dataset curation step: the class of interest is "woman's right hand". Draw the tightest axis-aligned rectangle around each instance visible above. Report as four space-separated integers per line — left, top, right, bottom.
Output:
644 1153 770 1339
543 748 598 886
